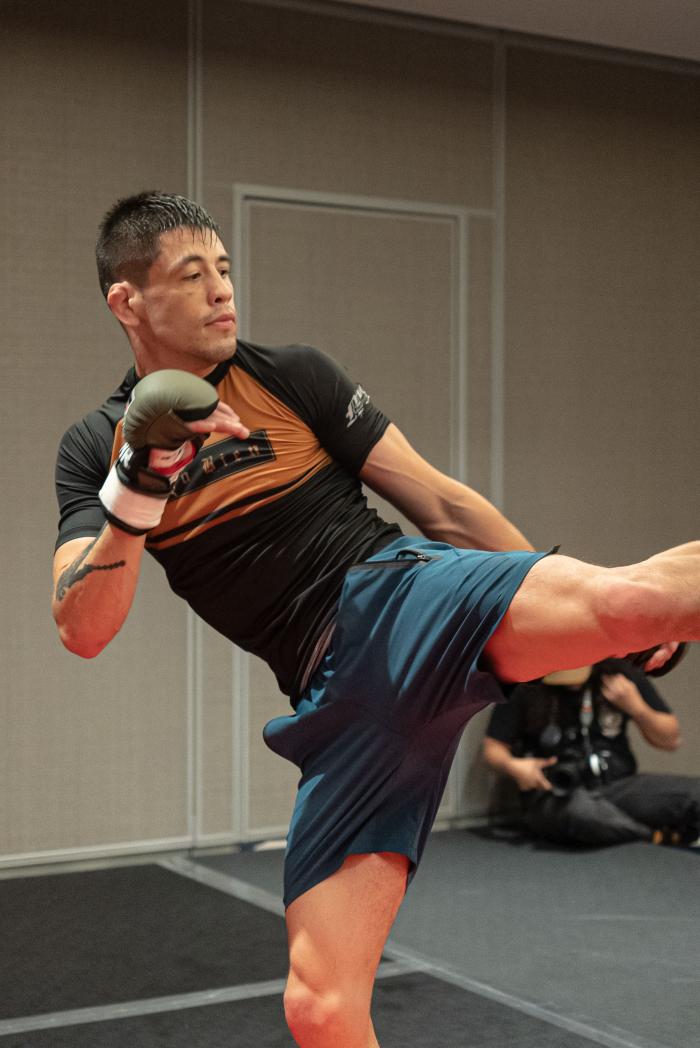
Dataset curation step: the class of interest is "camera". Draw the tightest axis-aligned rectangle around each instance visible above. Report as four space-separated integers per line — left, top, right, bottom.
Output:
545 749 608 797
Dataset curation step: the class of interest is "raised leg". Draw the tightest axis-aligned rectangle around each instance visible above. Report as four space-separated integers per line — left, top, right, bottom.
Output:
283 851 409 1048
486 543 700 683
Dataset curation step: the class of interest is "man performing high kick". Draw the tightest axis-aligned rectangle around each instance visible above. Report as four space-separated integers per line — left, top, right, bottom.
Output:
52 192 697 1048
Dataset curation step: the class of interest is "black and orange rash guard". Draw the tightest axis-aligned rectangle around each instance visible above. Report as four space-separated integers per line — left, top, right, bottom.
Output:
55 341 402 699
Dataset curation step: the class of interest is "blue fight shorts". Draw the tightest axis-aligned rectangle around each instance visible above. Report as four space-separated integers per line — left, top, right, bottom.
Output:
263 537 550 908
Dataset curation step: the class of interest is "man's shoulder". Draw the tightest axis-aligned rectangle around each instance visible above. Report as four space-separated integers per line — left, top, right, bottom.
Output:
59 367 137 458
233 339 325 374
231 340 345 418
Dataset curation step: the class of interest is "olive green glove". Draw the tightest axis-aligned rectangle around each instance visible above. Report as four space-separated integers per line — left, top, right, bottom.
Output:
99 370 218 534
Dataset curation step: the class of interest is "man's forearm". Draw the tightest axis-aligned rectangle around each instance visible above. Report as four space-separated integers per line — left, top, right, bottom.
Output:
421 479 535 552
52 525 146 658
359 424 535 553
602 674 682 751
630 705 681 750
483 736 518 776
423 479 532 549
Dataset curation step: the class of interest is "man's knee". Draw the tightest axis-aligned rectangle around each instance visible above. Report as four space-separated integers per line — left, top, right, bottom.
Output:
284 974 361 1047
283 977 334 1044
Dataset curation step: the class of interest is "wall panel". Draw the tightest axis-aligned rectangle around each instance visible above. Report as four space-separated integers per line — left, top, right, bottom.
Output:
202 0 494 207
234 189 468 829
0 0 191 862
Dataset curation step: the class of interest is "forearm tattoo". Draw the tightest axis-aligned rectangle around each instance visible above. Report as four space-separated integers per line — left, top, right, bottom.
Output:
55 539 126 602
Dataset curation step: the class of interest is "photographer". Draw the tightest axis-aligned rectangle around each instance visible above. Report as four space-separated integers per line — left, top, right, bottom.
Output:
483 660 700 846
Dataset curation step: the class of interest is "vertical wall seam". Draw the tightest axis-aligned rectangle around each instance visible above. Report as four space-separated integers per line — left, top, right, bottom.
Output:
491 36 506 511
456 213 469 486
232 187 250 842
232 645 250 840
186 0 204 844
187 0 203 202
451 211 469 818
186 607 196 841
195 617 204 842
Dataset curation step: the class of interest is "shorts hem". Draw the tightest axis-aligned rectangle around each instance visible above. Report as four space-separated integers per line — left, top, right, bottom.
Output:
283 846 416 910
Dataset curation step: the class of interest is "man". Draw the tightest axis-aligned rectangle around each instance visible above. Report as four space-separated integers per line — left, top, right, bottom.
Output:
52 191 698 1048
483 660 700 846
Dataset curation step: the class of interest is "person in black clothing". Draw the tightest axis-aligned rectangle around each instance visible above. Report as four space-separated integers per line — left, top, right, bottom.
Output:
484 660 700 846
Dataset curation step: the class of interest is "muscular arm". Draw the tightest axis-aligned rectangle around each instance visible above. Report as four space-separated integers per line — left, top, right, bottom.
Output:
632 707 681 751
52 396 244 658
52 527 146 658
359 424 534 552
482 736 556 791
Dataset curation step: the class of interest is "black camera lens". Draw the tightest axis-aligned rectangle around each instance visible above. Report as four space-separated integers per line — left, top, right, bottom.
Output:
545 755 582 797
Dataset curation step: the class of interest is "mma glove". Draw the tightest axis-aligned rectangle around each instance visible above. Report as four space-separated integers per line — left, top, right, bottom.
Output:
99 369 218 535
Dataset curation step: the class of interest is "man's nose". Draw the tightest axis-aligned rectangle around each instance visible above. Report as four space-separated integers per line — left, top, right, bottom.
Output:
211 274 233 303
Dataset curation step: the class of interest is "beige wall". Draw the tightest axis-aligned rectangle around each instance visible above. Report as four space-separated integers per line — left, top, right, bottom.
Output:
505 48 700 769
1 0 697 865
1 0 192 863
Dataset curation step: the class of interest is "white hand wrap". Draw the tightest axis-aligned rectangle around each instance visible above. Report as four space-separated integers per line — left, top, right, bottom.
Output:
99 463 169 534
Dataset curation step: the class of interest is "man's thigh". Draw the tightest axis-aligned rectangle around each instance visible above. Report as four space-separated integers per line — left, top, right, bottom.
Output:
284 853 408 1047
485 553 618 682
286 852 408 1000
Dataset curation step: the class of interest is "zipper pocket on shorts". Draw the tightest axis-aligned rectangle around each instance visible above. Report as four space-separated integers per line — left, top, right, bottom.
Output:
347 548 442 572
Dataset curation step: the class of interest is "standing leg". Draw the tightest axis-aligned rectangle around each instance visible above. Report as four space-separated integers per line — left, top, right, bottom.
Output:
485 543 700 683
283 851 409 1048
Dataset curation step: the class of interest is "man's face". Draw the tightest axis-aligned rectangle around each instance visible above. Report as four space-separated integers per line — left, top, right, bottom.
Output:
129 227 237 374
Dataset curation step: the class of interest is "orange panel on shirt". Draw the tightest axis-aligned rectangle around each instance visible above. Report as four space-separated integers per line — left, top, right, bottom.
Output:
111 366 332 550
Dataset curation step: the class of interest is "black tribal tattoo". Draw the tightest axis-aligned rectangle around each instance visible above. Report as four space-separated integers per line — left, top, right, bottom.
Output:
55 539 126 601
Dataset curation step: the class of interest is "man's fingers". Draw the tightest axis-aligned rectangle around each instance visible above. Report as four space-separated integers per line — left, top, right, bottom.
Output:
186 404 250 439
643 642 679 673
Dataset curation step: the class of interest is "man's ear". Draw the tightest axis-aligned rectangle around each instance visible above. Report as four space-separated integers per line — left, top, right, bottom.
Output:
107 281 140 328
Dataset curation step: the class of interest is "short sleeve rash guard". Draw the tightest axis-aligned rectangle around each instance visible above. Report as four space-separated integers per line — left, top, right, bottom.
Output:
55 342 402 699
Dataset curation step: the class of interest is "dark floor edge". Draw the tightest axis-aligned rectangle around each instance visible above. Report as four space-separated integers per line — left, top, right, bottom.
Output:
381 941 675 1048
0 980 286 1038
159 856 286 916
0 961 411 1038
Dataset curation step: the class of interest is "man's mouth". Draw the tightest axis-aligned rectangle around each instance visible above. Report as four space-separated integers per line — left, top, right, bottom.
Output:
206 313 236 328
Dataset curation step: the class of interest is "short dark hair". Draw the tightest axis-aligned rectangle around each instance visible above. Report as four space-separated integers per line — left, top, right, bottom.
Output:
95 191 222 299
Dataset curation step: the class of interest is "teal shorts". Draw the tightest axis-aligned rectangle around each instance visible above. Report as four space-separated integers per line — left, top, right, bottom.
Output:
263 537 550 907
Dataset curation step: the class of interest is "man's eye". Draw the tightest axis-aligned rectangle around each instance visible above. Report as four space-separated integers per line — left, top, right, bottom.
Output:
185 272 201 281
219 269 231 279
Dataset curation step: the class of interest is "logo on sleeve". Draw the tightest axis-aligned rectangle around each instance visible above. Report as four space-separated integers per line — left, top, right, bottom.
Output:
345 386 370 428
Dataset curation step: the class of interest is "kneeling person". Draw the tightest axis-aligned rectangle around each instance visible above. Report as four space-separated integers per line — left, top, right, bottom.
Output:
483 661 700 847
